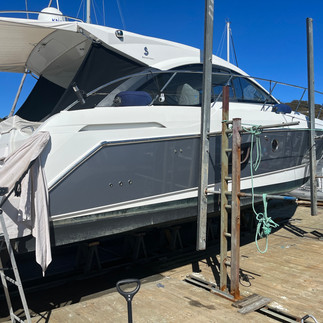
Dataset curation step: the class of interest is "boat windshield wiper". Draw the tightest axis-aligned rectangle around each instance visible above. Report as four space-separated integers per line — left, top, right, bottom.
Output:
72 82 86 105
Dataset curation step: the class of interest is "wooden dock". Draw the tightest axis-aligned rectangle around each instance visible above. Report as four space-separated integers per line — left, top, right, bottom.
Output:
3 202 323 322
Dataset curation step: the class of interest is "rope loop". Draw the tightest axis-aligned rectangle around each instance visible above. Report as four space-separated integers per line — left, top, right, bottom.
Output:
242 125 263 171
242 123 279 253
254 194 279 253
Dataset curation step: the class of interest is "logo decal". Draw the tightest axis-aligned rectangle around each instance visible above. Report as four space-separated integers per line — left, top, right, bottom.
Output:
144 47 149 56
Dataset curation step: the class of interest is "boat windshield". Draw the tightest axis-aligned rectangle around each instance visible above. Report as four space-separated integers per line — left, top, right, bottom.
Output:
65 64 276 110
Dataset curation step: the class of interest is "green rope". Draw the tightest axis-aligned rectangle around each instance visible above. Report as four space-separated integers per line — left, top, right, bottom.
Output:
242 125 262 170
255 194 279 254
242 124 279 253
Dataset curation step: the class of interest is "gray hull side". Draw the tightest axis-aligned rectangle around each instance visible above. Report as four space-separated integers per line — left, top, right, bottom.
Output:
50 129 312 217
50 177 307 247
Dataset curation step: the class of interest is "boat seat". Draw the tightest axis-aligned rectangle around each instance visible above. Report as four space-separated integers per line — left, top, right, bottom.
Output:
113 91 152 106
176 83 200 105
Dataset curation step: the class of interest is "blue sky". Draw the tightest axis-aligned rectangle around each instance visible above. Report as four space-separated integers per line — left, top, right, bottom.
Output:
0 0 322 117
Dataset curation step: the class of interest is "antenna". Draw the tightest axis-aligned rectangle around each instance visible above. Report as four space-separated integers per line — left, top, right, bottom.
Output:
87 0 91 23
25 0 29 18
226 20 230 62
116 0 126 30
47 0 60 10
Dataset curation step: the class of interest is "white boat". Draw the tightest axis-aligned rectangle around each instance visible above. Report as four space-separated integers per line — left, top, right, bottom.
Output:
1 6 323 249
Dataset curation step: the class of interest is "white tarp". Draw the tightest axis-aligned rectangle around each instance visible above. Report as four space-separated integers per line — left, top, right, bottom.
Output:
0 115 41 160
0 131 51 275
0 115 40 135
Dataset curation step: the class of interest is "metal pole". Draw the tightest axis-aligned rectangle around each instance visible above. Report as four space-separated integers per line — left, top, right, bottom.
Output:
239 192 297 201
230 118 241 300
226 21 230 63
8 70 28 118
220 86 229 291
196 0 214 251
86 0 91 23
307 17 317 216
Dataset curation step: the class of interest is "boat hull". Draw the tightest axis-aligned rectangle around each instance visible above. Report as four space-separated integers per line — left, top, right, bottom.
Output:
40 128 320 248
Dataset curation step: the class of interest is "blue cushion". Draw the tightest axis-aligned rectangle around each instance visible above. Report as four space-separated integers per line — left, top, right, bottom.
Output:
272 103 292 114
114 91 152 106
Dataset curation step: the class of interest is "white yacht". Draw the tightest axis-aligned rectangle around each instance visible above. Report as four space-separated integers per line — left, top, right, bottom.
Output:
1 7 322 248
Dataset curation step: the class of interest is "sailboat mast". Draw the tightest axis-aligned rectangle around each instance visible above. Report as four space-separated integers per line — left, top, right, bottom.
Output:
87 0 91 23
226 21 230 62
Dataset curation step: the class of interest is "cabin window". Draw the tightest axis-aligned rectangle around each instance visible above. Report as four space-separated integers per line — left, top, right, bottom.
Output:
173 64 276 105
231 77 275 103
136 72 202 106
211 72 234 101
67 63 277 110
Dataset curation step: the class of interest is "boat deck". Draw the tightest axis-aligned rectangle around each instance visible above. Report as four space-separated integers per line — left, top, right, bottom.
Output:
3 203 323 322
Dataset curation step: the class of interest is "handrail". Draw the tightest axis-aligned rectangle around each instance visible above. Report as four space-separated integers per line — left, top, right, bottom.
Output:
66 69 323 117
0 10 83 22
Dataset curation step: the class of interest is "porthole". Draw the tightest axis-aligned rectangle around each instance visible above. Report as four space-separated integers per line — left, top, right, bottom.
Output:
271 139 279 152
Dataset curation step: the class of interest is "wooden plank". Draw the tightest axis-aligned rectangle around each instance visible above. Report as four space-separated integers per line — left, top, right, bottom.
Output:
232 294 261 308
237 297 271 314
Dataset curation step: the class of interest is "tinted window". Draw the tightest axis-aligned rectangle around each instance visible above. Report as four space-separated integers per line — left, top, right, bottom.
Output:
137 72 203 106
232 76 275 103
175 64 276 104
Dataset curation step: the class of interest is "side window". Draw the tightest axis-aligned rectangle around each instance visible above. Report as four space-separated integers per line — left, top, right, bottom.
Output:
232 77 274 103
164 72 202 105
138 72 202 106
211 71 234 101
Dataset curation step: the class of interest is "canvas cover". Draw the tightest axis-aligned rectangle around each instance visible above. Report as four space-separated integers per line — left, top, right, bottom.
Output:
0 131 51 275
0 18 78 73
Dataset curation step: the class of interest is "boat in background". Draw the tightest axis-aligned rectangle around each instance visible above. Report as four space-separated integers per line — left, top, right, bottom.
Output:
288 159 323 202
1 4 323 251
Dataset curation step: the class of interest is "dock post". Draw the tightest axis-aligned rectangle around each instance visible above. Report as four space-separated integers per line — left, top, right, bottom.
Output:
197 0 214 250
306 17 317 216
230 118 241 299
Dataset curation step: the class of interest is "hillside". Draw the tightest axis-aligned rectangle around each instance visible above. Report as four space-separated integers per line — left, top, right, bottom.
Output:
285 100 323 119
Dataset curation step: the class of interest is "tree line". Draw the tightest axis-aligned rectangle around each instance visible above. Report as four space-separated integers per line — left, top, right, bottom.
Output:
285 100 323 119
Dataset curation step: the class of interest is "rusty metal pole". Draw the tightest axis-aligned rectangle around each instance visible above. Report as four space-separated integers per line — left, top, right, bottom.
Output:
306 17 317 216
196 0 214 250
230 118 241 300
220 86 230 291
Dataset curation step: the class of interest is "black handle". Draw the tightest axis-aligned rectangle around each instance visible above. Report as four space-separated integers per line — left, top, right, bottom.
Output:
116 278 141 301
116 279 141 323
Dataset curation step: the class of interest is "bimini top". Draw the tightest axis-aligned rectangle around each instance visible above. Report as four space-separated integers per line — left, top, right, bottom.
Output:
0 16 248 78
